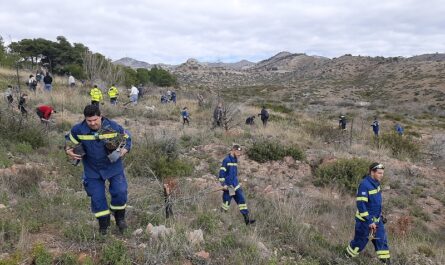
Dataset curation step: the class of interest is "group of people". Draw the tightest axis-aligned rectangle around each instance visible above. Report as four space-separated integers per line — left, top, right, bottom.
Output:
64 104 255 237
89 84 140 106
28 71 53 93
339 115 404 137
161 90 176 104
245 106 270 127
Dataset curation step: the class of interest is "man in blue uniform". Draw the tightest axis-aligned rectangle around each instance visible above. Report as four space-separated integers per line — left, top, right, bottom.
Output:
65 104 131 235
346 163 390 264
371 118 380 137
218 144 255 225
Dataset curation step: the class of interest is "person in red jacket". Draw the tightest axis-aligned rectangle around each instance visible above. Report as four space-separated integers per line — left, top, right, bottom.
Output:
36 105 56 123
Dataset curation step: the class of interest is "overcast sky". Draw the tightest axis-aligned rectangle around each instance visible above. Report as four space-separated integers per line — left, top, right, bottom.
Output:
1 0 445 64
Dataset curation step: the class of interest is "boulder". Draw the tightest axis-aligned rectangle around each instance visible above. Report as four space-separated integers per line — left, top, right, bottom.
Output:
187 229 204 245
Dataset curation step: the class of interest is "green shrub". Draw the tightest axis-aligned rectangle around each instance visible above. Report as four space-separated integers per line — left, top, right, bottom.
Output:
56 253 77 265
2 167 42 196
179 134 202 149
247 138 305 163
314 158 371 194
101 239 131 265
193 212 218 233
32 243 52 265
0 111 47 149
304 119 344 143
380 133 421 160
127 135 193 180
13 142 33 154
263 103 293 114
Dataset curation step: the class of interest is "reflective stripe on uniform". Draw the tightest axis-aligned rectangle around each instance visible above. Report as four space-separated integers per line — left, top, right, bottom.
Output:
239 203 248 210
219 178 225 182
355 210 369 221
227 163 237 166
356 196 368 202
377 250 390 259
77 133 118 140
221 201 229 211
346 245 359 257
110 204 126 210
369 186 381 195
234 184 241 190
95 209 111 217
69 133 79 144
372 217 380 223
220 167 227 171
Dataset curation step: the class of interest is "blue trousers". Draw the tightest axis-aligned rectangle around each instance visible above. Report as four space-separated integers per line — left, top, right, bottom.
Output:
83 174 128 218
347 219 390 260
221 187 249 214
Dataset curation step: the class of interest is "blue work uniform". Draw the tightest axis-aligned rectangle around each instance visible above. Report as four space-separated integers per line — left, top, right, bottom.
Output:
371 120 379 136
346 175 390 261
66 117 131 219
218 154 248 214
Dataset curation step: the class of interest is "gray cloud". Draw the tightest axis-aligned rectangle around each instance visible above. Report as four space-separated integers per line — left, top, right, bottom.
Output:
1 0 445 64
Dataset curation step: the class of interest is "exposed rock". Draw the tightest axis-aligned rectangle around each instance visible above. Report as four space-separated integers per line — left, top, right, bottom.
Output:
146 223 175 239
0 204 6 210
257 242 271 258
132 228 144 236
138 243 147 249
187 229 204 245
194 250 210 260
39 180 59 194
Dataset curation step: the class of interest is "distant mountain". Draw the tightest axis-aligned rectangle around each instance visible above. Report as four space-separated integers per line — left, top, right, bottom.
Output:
113 57 152 69
206 59 255 70
251 51 329 72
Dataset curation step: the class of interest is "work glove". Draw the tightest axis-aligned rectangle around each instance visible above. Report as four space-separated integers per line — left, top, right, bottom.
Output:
107 149 121 163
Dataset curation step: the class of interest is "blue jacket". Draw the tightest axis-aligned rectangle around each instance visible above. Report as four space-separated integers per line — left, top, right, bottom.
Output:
355 175 383 226
181 110 189 118
66 117 131 179
371 120 379 133
218 154 240 188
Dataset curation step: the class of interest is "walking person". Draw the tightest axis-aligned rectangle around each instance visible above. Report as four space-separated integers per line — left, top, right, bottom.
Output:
43 72 53 92
65 104 132 235
346 163 391 264
90 85 103 106
181 107 190 126
108 84 119 105
258 106 269 127
218 144 256 225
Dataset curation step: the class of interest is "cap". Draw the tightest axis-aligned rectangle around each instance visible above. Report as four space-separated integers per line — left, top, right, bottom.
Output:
232 144 242 151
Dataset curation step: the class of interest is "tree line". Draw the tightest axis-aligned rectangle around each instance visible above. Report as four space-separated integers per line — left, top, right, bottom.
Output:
0 36 176 87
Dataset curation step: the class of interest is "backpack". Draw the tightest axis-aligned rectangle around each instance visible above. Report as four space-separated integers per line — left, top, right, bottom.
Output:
32 80 38 86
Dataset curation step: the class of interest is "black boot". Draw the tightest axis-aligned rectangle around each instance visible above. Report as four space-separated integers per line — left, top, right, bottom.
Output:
98 215 110 235
380 259 391 264
242 213 256 225
114 209 128 233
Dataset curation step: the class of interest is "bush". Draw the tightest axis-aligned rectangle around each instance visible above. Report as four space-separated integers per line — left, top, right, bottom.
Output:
101 239 131 265
2 167 43 196
32 243 52 265
0 110 47 149
193 212 218 233
247 138 305 163
380 133 421 160
127 135 193 180
314 158 371 194
304 119 344 143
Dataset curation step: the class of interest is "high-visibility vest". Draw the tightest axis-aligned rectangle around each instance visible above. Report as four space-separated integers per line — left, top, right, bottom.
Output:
108 86 119 98
90 88 103 102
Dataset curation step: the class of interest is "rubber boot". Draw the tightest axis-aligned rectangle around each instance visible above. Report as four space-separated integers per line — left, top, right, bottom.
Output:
114 209 128 233
242 213 256 225
98 215 110 235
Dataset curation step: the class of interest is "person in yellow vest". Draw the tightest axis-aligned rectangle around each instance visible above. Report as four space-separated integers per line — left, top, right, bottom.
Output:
108 84 119 105
90 85 103 106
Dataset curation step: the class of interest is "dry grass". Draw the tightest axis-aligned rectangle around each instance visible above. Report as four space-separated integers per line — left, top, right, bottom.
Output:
0 67 444 264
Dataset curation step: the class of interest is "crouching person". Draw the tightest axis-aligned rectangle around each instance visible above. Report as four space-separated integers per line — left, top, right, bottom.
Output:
65 104 132 235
